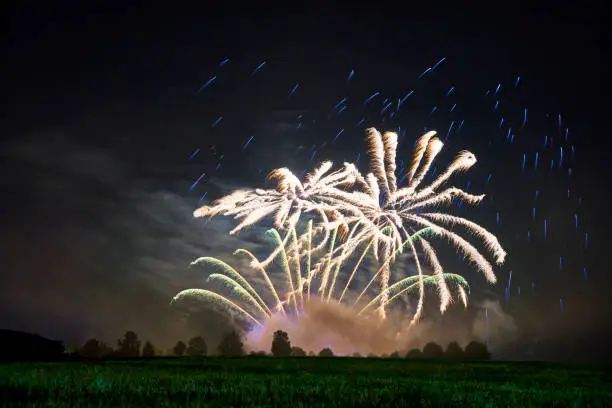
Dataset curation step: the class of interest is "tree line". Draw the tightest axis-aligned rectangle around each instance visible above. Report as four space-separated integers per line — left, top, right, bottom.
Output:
75 329 490 361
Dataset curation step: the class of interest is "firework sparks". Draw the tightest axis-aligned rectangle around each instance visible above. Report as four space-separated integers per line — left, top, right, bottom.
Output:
173 226 470 328
192 127 505 323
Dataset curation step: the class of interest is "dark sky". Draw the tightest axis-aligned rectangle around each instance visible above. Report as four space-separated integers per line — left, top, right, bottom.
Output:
2 5 610 361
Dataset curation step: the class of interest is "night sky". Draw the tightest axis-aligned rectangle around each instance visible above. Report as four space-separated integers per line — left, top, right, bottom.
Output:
2 5 610 361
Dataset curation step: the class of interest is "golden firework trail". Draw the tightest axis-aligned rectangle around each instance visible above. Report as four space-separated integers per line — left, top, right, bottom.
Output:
191 127 506 323
172 226 470 327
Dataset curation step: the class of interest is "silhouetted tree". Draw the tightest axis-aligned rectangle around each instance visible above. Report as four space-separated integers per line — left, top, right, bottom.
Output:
249 350 267 357
445 341 464 360
217 330 245 357
117 331 141 358
307 351 315 357
422 342 444 359
291 347 306 357
186 336 207 356
99 342 113 358
405 348 423 359
271 330 292 357
80 339 102 358
318 347 334 357
173 341 186 357
464 341 491 360
352 352 362 358
367 353 377 358
389 351 400 358
142 341 156 358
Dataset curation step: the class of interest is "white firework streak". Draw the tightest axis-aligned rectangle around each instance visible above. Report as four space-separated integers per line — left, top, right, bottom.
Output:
192 128 506 323
173 225 471 328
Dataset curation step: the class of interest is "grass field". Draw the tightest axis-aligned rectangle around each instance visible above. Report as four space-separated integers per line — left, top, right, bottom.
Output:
1 357 610 407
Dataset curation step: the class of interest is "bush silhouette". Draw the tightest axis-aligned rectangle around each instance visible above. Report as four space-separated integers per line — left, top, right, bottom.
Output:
464 341 491 360
318 347 334 357
142 341 156 358
186 336 207 356
290 346 306 357
445 341 464 360
405 348 423 359
0 330 64 362
217 330 245 357
389 351 400 358
352 352 362 358
422 342 444 359
117 331 140 358
173 341 186 356
80 339 102 359
271 330 292 357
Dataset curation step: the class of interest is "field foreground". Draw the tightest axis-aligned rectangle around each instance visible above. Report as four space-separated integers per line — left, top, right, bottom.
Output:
1 357 610 407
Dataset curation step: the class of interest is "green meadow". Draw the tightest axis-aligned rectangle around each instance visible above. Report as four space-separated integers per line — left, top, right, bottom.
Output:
1 357 610 407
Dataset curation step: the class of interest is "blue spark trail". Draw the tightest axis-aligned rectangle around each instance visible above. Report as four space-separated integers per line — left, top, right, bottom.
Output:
198 76 217 92
334 97 347 110
333 128 345 142
189 173 206 191
251 61 267 75
417 67 431 81
241 136 255 152
219 58 230 67
364 92 380 105
380 101 393 115
347 69 355 84
288 83 300 98
431 57 446 71
189 148 200 160
445 121 455 142
574 214 578 231
211 116 223 128
397 91 414 111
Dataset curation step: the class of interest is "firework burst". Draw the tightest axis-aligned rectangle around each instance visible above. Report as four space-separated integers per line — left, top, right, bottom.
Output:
192 128 506 323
